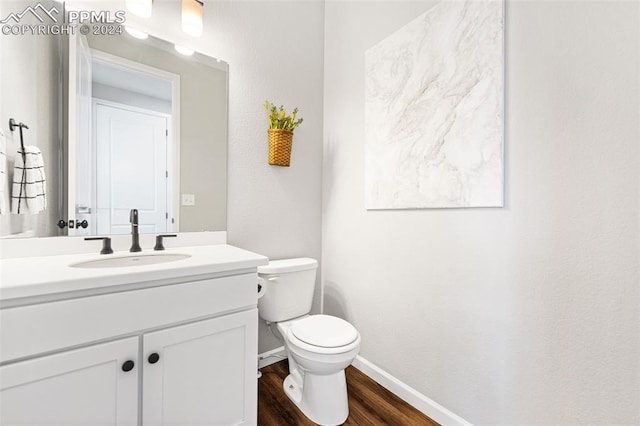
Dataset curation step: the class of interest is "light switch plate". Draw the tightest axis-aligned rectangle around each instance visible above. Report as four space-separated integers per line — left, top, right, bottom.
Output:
181 194 196 206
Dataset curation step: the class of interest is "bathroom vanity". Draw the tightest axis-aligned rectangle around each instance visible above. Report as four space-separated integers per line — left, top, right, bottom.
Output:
0 242 267 425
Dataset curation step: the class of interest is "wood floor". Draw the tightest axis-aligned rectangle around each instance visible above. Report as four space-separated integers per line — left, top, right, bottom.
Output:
258 360 439 425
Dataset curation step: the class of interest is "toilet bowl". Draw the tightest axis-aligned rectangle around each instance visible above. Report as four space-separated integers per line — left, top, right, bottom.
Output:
277 315 361 425
257 258 360 425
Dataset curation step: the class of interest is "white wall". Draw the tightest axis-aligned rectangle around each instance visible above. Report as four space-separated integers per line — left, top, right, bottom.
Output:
323 1 639 424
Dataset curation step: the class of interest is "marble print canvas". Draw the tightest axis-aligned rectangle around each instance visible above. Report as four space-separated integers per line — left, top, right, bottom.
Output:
365 0 504 209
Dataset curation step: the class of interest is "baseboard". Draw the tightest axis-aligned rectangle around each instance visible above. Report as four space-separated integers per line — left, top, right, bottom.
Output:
352 356 472 426
258 346 286 369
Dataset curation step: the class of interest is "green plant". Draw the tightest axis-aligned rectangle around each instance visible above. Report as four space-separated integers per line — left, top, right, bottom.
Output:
264 100 303 132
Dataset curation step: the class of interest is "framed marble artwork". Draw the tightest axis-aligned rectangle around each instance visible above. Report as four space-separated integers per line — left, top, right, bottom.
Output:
365 0 504 209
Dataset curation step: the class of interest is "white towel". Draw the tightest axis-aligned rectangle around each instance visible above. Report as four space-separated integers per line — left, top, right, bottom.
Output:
11 145 47 214
0 129 6 214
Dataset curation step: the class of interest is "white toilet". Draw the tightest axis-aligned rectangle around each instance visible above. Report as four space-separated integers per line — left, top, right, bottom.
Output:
257 258 360 426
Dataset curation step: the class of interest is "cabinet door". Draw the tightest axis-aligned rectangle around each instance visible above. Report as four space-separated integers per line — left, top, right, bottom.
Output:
0 337 139 426
143 309 258 426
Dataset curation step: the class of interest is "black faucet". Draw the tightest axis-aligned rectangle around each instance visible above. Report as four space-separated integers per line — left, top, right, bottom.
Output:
154 234 177 251
84 237 113 255
129 209 142 252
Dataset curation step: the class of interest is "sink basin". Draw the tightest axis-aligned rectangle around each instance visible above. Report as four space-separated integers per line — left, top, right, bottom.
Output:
70 253 191 269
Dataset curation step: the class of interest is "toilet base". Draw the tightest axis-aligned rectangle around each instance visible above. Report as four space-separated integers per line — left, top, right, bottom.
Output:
283 368 349 426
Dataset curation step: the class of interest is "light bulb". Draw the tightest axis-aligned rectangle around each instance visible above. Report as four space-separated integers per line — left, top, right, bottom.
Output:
125 0 152 19
182 0 203 38
174 45 195 56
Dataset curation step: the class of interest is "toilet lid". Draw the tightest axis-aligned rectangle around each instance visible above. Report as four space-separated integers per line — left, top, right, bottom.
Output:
291 315 358 348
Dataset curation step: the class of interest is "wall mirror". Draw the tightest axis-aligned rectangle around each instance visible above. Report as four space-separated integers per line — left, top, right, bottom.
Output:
69 31 228 237
0 5 228 238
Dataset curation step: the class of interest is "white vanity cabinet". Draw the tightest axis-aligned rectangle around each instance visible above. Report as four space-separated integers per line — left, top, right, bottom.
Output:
0 244 266 426
143 310 257 425
0 337 139 425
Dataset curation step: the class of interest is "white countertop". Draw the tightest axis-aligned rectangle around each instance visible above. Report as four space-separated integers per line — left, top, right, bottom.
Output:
0 244 268 303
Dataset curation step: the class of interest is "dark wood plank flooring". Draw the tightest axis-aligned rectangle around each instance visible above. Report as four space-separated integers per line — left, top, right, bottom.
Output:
258 360 439 425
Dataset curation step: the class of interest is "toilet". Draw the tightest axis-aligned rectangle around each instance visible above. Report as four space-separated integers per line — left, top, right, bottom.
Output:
257 258 360 426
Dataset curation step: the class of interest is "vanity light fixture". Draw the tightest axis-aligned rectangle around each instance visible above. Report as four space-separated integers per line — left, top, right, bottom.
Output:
174 45 195 56
124 26 149 40
182 0 204 37
125 0 153 19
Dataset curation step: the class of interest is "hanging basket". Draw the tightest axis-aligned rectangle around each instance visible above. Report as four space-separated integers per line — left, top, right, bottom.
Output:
268 129 294 167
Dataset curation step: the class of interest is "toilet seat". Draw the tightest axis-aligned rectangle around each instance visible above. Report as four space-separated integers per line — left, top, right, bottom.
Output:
284 315 360 355
291 315 358 348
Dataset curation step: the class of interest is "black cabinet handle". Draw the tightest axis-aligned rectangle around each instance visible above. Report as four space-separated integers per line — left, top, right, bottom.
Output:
148 353 160 364
57 220 67 229
77 220 89 229
122 360 135 372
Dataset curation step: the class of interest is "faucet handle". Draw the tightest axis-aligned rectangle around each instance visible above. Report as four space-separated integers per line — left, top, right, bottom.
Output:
129 209 138 225
84 237 114 255
154 234 177 251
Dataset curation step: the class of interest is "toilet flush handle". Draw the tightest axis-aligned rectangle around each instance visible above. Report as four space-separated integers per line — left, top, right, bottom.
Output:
257 276 279 299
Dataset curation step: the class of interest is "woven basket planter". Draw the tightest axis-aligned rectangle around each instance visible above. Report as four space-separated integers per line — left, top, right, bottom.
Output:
268 129 294 167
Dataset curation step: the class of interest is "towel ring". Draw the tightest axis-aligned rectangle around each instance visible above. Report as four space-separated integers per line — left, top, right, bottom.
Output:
9 118 29 154
8 118 29 132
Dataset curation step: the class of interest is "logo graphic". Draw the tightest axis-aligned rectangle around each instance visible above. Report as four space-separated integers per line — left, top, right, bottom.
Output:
0 3 59 24
1 2 125 37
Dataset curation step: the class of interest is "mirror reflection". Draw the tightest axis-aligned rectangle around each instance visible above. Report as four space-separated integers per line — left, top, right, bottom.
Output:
0 8 228 238
73 32 228 236
0 0 62 238
79 52 177 235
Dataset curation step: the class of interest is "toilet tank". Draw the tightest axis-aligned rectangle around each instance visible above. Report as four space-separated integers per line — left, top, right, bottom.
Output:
257 258 318 322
